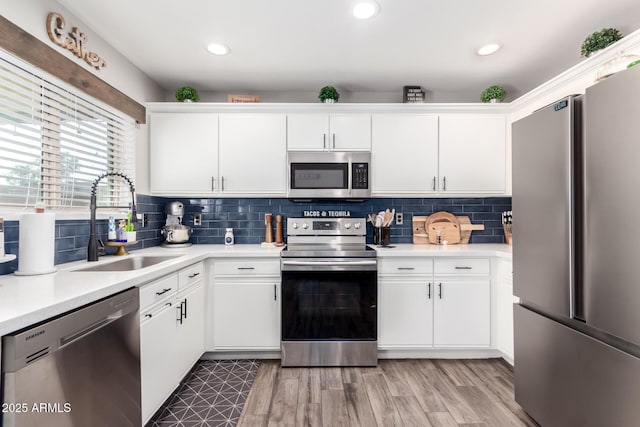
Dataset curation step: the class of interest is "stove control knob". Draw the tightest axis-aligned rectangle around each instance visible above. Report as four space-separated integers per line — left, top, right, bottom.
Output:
344 222 352 229
354 223 361 229
292 222 298 229
302 223 309 229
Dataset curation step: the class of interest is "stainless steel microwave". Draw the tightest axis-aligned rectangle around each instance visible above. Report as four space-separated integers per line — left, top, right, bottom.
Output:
287 151 371 199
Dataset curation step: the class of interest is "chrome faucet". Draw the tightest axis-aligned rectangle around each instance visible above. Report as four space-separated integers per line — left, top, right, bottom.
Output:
87 172 138 261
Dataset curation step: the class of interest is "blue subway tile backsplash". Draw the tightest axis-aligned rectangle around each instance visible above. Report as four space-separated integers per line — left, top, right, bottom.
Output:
0 195 511 275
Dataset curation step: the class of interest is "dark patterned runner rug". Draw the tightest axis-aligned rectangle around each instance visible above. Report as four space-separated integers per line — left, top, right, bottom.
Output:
147 360 261 427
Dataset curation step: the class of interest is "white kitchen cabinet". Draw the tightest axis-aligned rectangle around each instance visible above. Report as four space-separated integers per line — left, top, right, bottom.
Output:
433 279 491 347
209 258 281 351
218 114 287 194
438 115 506 193
378 257 491 349
287 113 371 151
174 282 205 377
149 112 218 194
371 114 439 195
379 280 433 347
496 258 516 363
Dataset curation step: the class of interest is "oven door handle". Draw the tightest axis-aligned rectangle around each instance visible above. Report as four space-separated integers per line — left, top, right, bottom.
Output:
281 259 377 271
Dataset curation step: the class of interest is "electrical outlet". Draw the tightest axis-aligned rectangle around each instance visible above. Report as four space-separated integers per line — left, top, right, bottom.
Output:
194 213 202 226
136 213 147 228
395 212 404 225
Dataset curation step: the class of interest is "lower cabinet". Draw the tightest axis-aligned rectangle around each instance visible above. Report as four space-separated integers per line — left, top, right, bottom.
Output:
140 263 205 424
496 258 516 363
378 257 491 349
209 259 281 351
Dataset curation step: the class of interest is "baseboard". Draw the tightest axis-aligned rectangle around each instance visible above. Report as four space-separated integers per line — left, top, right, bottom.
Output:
202 351 281 360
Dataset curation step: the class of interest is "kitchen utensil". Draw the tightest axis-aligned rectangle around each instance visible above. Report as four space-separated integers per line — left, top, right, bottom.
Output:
275 214 284 246
413 215 484 244
265 214 273 243
425 211 460 244
383 210 393 227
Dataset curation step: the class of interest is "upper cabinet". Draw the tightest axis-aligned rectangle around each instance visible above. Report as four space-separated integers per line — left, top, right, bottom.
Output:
371 113 506 196
149 111 287 196
372 114 439 195
438 115 506 194
287 113 371 151
150 112 219 195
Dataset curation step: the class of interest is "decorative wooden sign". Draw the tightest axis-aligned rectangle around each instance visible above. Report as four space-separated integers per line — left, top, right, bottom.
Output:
227 94 262 103
46 12 106 70
403 86 425 103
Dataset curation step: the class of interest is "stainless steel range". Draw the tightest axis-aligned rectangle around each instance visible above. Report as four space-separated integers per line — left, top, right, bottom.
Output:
280 217 377 367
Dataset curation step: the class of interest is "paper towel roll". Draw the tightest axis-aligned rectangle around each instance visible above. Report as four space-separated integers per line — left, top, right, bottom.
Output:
16 213 57 275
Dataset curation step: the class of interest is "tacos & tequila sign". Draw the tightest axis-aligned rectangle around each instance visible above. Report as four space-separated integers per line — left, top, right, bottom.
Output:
46 12 106 70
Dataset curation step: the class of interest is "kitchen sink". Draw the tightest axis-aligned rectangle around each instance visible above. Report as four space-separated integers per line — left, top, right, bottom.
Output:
73 256 180 272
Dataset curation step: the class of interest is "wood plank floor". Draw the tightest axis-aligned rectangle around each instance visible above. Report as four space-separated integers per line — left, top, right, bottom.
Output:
238 359 539 427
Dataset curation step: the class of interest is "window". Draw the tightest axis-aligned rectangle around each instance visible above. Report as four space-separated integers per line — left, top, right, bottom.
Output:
0 51 135 211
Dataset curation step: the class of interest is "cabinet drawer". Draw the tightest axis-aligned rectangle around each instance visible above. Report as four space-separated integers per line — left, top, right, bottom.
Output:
213 259 280 276
140 273 178 311
434 258 490 275
179 262 204 290
379 258 433 275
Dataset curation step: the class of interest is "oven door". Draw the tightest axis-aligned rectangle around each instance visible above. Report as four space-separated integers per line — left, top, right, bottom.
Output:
281 258 377 341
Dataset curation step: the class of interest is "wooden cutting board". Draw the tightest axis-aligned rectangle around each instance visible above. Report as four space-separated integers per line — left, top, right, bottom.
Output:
413 213 485 244
427 221 461 244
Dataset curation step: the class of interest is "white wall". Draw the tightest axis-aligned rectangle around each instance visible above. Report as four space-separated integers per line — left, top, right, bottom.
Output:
0 0 165 194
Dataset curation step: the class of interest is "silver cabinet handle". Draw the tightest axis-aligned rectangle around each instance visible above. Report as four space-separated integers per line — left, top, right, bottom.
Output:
323 133 326 149
155 287 172 296
177 303 183 324
237 267 255 270
211 176 215 191
145 313 152 319
455 266 472 270
442 176 446 191
332 134 336 149
438 283 442 299
274 284 277 301
397 267 415 270
188 272 200 278
432 176 436 191
221 176 225 191
428 282 431 300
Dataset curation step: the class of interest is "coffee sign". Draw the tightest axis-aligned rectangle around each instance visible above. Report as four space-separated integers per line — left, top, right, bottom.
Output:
46 12 106 70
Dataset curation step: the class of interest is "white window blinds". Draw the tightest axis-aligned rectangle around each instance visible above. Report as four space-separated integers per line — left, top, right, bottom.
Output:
0 53 135 210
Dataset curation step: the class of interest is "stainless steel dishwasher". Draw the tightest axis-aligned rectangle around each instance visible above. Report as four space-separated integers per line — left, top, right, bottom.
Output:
1 287 141 427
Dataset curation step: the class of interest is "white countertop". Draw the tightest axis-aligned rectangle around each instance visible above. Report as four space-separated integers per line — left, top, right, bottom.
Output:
0 245 283 336
373 243 512 259
0 243 511 336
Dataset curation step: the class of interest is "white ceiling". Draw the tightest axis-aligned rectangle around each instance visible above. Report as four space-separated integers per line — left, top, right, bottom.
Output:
59 0 640 102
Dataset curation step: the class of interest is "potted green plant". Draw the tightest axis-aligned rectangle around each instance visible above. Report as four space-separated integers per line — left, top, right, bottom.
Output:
318 86 340 103
581 28 623 58
175 86 200 102
480 85 506 103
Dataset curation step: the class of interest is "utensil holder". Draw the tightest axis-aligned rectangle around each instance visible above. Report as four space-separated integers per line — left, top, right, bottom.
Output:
374 227 391 247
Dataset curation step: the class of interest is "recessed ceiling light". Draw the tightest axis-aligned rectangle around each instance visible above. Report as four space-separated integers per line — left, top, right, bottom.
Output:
207 43 230 56
353 1 380 20
477 43 501 56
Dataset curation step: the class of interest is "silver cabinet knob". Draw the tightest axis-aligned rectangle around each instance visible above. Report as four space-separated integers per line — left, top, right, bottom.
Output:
292 222 298 229
354 223 361 229
344 223 352 229
302 223 309 229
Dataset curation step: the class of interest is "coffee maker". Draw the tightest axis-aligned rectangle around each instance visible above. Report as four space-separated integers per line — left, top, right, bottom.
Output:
161 201 192 247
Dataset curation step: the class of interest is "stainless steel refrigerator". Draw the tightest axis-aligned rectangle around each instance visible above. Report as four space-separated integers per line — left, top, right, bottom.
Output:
512 64 640 427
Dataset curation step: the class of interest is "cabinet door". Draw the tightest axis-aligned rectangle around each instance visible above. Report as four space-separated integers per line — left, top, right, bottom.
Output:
213 281 280 349
176 282 205 376
329 114 371 151
433 279 490 347
438 115 506 193
149 112 218 194
372 114 438 195
219 114 287 194
141 303 178 424
379 280 433 348
497 260 516 362
287 114 330 150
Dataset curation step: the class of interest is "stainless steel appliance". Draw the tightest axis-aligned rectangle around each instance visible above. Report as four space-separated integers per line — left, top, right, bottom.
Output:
1 287 141 427
161 201 192 247
512 65 640 427
280 217 377 366
287 151 371 199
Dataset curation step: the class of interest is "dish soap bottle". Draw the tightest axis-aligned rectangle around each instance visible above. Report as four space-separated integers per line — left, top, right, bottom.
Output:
224 228 234 245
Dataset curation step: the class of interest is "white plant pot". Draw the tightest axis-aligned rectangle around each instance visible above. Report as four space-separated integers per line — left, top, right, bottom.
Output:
323 99 336 103
125 231 136 242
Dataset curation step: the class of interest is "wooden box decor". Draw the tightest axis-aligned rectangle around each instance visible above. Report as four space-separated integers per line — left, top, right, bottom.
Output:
413 212 485 244
227 94 262 103
403 86 425 103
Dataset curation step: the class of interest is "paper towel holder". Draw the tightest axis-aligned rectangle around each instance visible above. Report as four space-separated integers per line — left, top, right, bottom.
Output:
88 172 138 262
